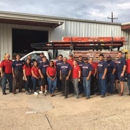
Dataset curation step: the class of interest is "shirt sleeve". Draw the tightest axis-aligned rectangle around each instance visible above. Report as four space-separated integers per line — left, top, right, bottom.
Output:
122 58 126 66
12 61 15 68
68 64 72 70
89 64 92 71
0 61 4 68
112 62 116 69
78 66 81 71
104 61 108 69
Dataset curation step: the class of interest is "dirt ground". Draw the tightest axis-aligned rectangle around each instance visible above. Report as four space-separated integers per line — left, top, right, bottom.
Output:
0 84 130 130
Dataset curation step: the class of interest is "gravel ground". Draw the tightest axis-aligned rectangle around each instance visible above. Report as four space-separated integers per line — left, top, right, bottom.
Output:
0 83 130 130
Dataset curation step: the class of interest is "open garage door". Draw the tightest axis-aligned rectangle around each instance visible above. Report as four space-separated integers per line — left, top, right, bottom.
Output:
12 29 48 57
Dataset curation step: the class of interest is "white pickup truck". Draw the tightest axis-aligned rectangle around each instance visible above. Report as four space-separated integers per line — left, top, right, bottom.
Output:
20 51 53 61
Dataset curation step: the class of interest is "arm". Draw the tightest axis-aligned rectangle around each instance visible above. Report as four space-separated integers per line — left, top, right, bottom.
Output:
121 65 126 77
87 71 92 80
12 67 15 78
102 68 107 79
31 69 38 79
38 69 44 78
66 70 71 80
60 70 62 80
23 69 27 80
112 68 116 74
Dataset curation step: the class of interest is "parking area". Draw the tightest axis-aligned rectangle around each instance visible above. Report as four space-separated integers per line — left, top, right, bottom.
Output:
0 84 130 130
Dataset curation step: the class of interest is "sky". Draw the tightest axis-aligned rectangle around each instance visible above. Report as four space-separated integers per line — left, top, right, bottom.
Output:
0 0 130 23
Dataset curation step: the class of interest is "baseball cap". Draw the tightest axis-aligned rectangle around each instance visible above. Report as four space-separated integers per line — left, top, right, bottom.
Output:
40 52 44 55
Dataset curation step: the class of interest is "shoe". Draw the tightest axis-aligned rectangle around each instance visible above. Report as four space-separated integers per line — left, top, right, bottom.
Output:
52 94 55 96
86 96 90 99
96 92 100 95
64 96 68 99
101 95 105 98
9 90 12 93
19 90 22 93
119 93 123 96
44 91 48 96
76 95 79 99
26 91 31 95
106 93 111 96
3 92 6 95
114 89 119 94
39 91 43 94
34 92 38 95
13 91 16 94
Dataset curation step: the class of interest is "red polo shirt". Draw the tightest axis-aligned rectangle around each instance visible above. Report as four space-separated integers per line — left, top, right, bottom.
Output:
23 65 31 76
68 59 74 67
31 66 40 77
91 62 98 75
46 66 56 76
126 59 130 74
72 65 81 78
0 60 12 74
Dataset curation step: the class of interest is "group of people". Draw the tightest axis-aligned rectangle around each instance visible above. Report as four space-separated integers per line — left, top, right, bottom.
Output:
0 51 130 99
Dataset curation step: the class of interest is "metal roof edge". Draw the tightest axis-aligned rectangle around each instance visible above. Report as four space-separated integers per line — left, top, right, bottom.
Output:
0 10 121 26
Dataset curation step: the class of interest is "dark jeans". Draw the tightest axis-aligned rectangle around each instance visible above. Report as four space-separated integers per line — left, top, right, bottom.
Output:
61 74 70 97
31 77 41 92
25 75 32 91
2 73 13 93
98 74 106 95
13 71 23 92
91 75 97 95
57 74 62 91
127 74 130 90
106 73 115 94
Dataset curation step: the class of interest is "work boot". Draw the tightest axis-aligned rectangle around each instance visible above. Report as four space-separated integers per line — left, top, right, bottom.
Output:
114 89 119 94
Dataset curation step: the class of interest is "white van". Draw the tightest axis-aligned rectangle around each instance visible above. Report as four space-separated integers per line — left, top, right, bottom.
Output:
20 51 52 61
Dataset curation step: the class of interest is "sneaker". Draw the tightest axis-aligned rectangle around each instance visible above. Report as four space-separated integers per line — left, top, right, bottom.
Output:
3 92 6 95
44 90 48 96
114 89 119 94
101 95 105 98
119 93 123 96
13 91 16 94
39 91 43 94
86 96 90 99
34 92 38 95
106 93 111 96
26 91 31 95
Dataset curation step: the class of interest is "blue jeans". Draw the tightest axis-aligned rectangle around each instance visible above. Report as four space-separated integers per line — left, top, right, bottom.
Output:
83 77 91 97
25 76 32 91
98 74 106 95
2 74 13 93
47 77 57 93
31 77 41 92
106 73 115 93
127 74 130 90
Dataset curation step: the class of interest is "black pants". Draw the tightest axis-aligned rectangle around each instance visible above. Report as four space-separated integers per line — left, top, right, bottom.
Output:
91 75 98 95
57 74 62 91
78 79 84 94
61 74 69 97
69 76 74 93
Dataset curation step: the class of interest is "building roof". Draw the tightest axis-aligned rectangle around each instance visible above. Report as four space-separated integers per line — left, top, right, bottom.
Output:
121 22 130 31
0 10 121 27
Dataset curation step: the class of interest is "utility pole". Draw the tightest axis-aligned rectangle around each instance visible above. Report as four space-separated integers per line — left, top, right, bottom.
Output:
107 12 118 23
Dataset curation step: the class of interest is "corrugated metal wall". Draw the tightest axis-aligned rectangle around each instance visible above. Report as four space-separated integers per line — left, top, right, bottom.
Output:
0 23 51 60
0 20 130 60
52 20 130 50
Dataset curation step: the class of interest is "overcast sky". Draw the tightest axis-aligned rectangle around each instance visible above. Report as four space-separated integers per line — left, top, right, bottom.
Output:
0 0 130 23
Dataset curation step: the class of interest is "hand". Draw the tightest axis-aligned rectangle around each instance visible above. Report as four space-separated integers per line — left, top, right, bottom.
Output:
24 77 27 81
60 76 62 80
1 73 4 77
120 73 124 77
66 76 69 80
13 74 15 78
86 77 89 80
78 78 80 82
41 75 44 79
102 75 105 79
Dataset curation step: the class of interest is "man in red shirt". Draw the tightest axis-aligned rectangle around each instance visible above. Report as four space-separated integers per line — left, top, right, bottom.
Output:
0 54 13 95
126 54 130 95
89 58 98 95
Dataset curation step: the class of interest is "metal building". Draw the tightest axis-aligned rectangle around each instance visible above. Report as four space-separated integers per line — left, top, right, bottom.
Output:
0 11 129 60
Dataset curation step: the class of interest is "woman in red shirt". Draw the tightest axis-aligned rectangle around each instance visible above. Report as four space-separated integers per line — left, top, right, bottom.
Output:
46 61 57 97
72 60 81 99
23 58 32 95
31 61 41 95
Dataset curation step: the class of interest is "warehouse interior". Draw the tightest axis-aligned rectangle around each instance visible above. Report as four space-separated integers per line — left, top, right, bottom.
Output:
12 29 48 54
